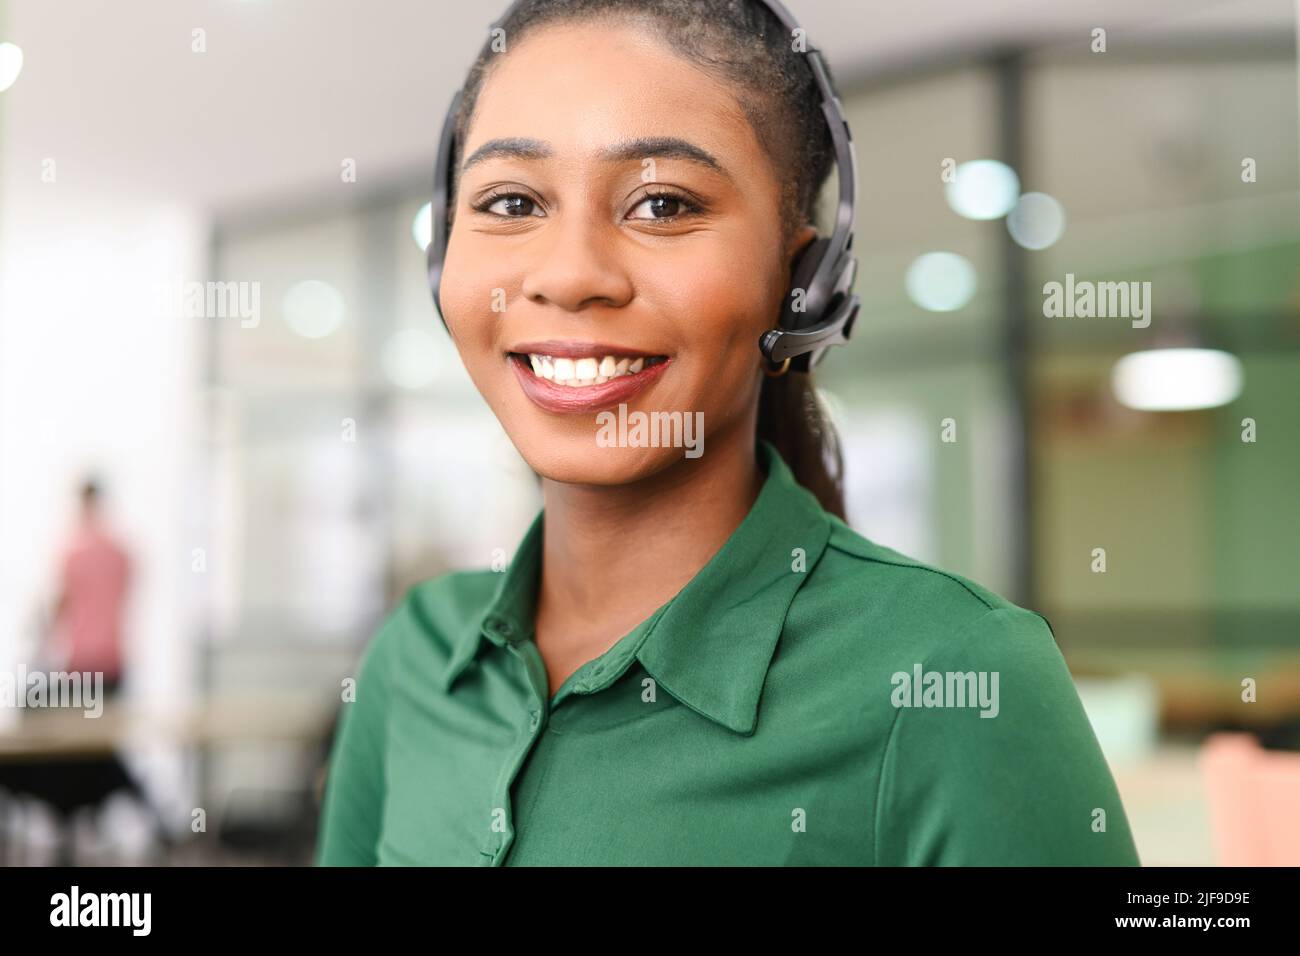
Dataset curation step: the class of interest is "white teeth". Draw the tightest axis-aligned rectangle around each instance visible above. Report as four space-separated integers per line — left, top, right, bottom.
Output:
524 352 662 386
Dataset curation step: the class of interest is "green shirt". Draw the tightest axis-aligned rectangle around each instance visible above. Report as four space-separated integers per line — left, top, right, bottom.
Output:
317 440 1140 866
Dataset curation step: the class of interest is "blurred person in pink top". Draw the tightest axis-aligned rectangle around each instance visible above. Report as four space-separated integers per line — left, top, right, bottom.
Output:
50 478 132 696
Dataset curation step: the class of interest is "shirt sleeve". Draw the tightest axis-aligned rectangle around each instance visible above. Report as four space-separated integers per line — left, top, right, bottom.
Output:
873 606 1141 866
316 616 396 866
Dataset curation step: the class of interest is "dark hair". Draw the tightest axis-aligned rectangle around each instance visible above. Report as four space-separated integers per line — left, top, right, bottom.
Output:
452 0 846 518
80 477 101 505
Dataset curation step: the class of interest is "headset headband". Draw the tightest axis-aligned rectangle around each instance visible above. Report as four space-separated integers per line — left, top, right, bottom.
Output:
427 0 860 373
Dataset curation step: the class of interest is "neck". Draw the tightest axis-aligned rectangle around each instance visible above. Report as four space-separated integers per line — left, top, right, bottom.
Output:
537 423 764 647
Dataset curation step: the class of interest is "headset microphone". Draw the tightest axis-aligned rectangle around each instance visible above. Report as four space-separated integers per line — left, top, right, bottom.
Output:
427 0 860 374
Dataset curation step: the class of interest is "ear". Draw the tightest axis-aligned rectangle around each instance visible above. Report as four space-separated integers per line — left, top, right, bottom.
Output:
786 223 818 267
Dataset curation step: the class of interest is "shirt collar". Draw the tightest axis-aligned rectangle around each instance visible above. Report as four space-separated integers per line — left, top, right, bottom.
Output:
441 439 832 735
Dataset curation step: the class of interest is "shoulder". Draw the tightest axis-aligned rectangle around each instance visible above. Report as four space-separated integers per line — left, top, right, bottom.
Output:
356 568 500 680
403 568 502 638
799 514 1054 666
802 525 1137 864
822 514 1015 611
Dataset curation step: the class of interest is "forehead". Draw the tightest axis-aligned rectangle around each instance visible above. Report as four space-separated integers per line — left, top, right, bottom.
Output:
463 18 761 166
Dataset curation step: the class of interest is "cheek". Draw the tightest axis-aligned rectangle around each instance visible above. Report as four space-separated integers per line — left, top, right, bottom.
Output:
438 241 500 357
664 224 784 334
647 243 783 402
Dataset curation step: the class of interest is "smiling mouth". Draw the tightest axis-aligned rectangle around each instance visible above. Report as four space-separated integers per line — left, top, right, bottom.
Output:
509 351 669 387
506 344 672 414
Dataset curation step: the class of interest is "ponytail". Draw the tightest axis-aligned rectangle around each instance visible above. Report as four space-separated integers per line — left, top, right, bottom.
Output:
757 371 845 519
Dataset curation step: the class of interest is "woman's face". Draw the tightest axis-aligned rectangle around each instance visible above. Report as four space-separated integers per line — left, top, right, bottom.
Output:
440 19 812 485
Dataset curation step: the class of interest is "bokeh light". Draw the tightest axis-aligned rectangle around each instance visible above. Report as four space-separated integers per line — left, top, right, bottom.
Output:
1007 192 1067 250
905 252 978 312
944 159 1020 220
282 279 346 339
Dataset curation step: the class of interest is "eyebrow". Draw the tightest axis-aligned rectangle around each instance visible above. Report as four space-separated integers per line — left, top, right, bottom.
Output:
460 136 727 177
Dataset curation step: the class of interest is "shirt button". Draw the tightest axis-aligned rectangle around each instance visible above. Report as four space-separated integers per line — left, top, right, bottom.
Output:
484 616 514 640
528 709 541 730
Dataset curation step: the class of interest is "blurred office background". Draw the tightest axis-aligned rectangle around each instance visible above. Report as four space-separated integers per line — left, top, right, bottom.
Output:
0 0 1297 865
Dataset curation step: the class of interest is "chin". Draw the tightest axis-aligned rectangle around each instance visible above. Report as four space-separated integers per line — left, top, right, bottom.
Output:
507 430 691 487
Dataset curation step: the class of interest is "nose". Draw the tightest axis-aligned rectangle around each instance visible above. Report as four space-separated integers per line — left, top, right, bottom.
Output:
519 210 633 313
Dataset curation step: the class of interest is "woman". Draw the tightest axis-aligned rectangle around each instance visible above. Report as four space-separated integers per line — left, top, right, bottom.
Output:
317 0 1140 866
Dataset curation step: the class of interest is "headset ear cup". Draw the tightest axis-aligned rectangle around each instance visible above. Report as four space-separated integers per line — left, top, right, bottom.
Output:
429 88 462 332
428 242 445 327
784 237 830 330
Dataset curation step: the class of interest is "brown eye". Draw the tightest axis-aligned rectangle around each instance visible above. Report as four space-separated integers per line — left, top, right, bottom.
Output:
478 193 542 217
639 195 679 218
628 192 699 221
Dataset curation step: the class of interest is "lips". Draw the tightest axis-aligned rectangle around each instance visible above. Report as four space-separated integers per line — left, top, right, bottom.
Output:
507 342 671 414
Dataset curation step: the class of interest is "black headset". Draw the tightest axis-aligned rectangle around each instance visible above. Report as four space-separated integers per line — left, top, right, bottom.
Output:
426 0 860 373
